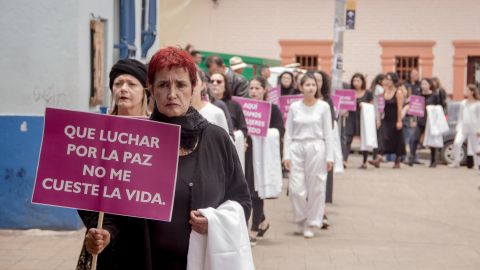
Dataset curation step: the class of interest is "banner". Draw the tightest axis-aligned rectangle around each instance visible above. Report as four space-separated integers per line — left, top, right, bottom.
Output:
278 95 303 123
407 95 425 117
331 95 342 118
267 86 280 105
335 89 357 111
32 108 180 221
232 97 272 137
377 94 385 113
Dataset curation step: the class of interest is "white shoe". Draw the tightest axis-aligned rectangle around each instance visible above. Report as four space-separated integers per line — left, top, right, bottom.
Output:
303 227 314 238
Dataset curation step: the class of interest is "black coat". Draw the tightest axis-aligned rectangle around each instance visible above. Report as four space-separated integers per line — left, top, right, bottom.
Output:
78 124 251 270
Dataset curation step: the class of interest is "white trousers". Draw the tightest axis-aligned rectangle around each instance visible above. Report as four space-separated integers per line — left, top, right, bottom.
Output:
288 140 328 227
453 131 479 167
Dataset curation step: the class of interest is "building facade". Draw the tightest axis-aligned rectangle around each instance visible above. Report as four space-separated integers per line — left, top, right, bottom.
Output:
159 0 480 99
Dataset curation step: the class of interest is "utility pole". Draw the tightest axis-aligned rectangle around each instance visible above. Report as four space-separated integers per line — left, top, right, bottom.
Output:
326 0 346 204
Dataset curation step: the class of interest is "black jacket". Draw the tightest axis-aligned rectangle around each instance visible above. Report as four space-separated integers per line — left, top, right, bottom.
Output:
78 124 251 270
226 69 249 97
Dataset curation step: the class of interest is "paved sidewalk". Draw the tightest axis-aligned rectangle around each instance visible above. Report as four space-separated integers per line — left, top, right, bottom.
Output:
1 156 480 269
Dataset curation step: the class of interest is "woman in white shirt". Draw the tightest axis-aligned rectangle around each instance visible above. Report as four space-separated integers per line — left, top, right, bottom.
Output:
450 84 480 168
282 73 334 238
191 69 230 135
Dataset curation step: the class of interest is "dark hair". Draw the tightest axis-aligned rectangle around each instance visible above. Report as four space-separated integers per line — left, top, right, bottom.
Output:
250 76 268 101
350 73 366 90
369 73 385 91
467 84 479 100
300 72 320 98
313 70 331 100
260 65 270 72
420 77 434 91
197 68 209 97
205 55 225 68
277 71 294 88
211 72 231 100
190 50 201 57
431 77 442 89
386 72 399 87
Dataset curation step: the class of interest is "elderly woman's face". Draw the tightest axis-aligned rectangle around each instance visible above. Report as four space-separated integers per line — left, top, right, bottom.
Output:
209 73 225 99
112 74 144 112
151 67 192 117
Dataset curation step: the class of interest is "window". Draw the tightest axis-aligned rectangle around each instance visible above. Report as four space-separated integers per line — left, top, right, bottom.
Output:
395 56 419 81
90 19 106 107
296 55 318 70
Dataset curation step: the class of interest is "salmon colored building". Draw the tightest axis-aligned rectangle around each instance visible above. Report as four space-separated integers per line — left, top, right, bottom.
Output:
159 0 480 99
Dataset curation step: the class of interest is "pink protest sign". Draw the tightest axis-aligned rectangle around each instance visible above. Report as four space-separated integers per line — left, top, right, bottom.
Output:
335 89 357 111
331 95 341 118
279 95 303 123
267 87 280 105
408 95 425 117
377 94 385 113
233 97 272 137
32 108 181 221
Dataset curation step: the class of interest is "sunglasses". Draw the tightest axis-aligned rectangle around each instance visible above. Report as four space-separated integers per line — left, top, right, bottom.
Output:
210 79 224 84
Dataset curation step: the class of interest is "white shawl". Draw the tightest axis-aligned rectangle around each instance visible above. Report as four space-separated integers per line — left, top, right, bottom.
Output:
187 200 255 270
423 105 449 148
251 128 283 199
234 130 245 173
332 121 344 173
360 103 378 151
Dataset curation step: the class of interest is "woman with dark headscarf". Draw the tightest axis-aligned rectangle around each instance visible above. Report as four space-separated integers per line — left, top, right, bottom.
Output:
80 48 252 270
370 72 406 168
77 58 149 269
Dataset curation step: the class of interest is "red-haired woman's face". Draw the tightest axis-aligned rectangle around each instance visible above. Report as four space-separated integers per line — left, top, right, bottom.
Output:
151 67 192 117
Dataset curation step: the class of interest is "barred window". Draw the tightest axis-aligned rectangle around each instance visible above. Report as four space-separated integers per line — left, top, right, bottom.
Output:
296 55 318 70
395 56 419 81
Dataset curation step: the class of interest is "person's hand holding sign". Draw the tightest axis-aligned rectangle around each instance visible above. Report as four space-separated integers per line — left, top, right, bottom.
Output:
190 210 208 234
85 228 111 255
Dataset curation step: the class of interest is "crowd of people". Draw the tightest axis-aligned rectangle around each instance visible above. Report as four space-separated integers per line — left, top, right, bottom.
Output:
76 45 480 269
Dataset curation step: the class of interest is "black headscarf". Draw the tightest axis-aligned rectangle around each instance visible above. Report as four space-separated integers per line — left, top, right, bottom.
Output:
150 105 209 150
109 59 147 90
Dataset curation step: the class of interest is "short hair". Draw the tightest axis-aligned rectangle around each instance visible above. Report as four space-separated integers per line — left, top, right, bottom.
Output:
350 73 366 90
148 47 197 87
300 72 320 98
260 65 270 71
190 50 201 57
197 68 209 96
205 55 225 68
211 72 232 100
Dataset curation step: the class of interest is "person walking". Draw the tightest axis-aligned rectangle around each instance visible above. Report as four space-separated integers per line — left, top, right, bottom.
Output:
370 72 406 168
282 73 334 238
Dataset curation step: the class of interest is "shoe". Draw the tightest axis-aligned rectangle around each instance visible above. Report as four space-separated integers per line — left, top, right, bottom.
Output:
359 163 367 169
408 159 414 167
321 215 330 230
294 221 305 235
429 162 437 168
249 236 257 247
256 223 270 239
368 157 381 168
303 227 314 238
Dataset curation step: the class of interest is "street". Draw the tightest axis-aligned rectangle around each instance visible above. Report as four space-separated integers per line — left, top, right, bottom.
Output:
1 156 480 270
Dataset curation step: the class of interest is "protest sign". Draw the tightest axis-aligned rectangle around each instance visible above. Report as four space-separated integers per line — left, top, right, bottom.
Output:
278 95 303 123
32 108 180 221
267 86 280 105
331 95 342 118
335 89 357 111
407 95 425 117
233 97 272 137
377 94 385 113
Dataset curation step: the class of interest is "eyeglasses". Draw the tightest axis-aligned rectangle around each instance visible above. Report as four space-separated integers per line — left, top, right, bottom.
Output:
210 79 224 84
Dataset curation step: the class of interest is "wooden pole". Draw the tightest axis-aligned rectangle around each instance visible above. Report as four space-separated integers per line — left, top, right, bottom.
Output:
91 212 104 270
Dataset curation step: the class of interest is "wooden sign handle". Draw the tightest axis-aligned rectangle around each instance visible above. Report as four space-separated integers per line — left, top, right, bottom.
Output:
91 212 104 270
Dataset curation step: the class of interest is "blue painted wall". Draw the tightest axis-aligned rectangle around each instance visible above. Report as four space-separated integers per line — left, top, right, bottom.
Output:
0 116 83 230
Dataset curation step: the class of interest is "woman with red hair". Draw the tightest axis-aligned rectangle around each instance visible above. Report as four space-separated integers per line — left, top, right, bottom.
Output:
82 47 252 270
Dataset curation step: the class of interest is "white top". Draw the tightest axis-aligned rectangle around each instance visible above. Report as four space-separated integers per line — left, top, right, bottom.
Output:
457 100 480 134
199 102 230 134
283 100 334 162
